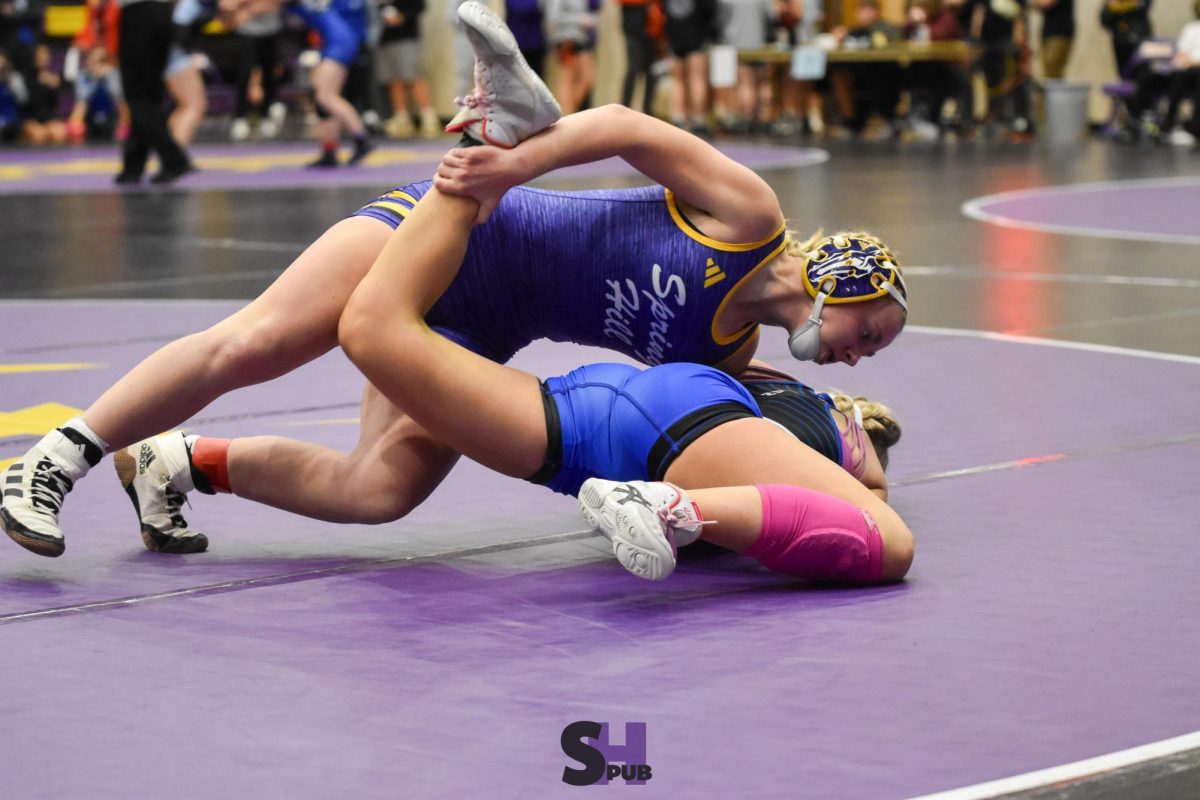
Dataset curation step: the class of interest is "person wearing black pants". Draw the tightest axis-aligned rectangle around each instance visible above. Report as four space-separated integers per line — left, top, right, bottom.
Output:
231 14 283 135
116 0 194 185
620 0 658 114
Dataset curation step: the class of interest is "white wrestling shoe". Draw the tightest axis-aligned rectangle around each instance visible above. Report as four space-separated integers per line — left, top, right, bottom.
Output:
446 1 561 148
579 479 707 581
113 433 209 554
1 429 95 557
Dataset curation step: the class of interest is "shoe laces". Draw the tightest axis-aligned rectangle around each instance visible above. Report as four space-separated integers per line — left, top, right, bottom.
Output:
29 457 73 517
164 484 190 531
453 91 496 113
655 503 714 535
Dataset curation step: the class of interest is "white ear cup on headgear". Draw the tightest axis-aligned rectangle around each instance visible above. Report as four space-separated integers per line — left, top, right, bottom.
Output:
788 289 830 361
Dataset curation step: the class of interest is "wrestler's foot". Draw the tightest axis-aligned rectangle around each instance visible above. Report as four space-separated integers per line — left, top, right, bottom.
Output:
579 479 706 581
347 135 374 166
306 149 339 169
447 1 561 148
0 430 96 557
114 433 208 554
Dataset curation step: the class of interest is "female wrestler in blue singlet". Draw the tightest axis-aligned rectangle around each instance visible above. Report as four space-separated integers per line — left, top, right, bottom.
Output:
2 9 909 559
327 184 914 583
226 0 372 166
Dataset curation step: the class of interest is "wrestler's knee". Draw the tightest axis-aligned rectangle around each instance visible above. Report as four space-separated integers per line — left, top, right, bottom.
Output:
312 85 340 110
339 294 404 369
877 510 914 582
337 295 374 365
337 466 428 525
204 318 301 386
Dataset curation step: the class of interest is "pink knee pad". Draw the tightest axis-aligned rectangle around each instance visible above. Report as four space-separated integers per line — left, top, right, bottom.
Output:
745 484 884 584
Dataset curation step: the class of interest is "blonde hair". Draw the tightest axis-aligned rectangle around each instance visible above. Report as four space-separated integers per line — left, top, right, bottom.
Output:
784 229 899 265
830 394 902 471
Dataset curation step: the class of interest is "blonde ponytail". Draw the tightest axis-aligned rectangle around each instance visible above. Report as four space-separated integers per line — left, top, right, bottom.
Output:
830 394 902 471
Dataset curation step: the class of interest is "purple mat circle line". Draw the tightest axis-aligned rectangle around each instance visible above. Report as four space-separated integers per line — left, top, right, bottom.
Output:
0 142 829 195
962 177 1200 244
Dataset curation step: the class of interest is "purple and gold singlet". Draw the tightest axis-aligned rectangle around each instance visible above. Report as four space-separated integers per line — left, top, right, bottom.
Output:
352 181 786 366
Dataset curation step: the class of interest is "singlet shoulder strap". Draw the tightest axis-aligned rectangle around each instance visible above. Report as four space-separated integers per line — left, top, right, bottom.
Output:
663 188 785 253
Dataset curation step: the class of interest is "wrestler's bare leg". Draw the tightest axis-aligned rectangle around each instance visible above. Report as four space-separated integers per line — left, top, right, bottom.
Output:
225 383 460 524
665 417 914 580
86 216 392 450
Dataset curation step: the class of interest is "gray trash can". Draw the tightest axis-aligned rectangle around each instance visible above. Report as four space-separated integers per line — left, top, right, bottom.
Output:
1043 80 1091 145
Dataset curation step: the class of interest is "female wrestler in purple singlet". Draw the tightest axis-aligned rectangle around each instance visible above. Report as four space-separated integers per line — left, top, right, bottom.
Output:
2 3 908 562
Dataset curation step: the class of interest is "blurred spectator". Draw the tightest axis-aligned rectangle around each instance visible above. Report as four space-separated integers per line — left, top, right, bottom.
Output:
1165 1 1200 140
71 0 128 140
230 6 285 140
0 49 27 141
904 0 968 138
23 42 67 144
946 0 970 31
378 0 439 138
75 0 121 58
165 0 216 148
619 0 658 113
1033 0 1072 79
346 6 380 135
969 0 1033 138
447 0 474 98
68 45 122 142
715 0 773 131
664 0 716 132
506 0 547 76
546 0 600 114
1099 0 1151 77
0 0 43 80
1126 4 1200 144
787 0 825 134
115 0 194 184
832 0 901 137
239 0 372 167
766 0 804 134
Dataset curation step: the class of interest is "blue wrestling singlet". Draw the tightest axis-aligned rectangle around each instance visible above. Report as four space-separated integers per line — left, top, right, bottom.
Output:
528 363 761 497
291 0 367 66
351 181 787 367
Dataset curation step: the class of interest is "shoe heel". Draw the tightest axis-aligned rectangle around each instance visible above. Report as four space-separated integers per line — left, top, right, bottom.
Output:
578 480 606 532
113 448 136 489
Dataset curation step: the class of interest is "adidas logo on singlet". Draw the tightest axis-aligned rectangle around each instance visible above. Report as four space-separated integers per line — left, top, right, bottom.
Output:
704 258 726 289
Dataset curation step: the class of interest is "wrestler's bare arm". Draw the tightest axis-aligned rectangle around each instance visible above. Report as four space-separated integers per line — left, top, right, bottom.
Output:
436 105 783 241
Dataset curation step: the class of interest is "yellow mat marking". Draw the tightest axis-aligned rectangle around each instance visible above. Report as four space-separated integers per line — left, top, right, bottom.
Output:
0 403 85 438
0 363 100 374
0 149 433 181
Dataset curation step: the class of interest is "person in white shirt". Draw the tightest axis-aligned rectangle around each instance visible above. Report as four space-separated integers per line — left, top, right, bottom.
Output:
1162 2 1200 139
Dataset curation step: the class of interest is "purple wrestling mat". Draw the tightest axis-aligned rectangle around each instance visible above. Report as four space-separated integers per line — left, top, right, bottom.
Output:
962 177 1200 244
0 141 828 195
1 302 1198 799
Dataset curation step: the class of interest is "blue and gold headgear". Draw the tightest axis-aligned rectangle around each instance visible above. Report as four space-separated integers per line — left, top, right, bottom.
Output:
789 234 908 361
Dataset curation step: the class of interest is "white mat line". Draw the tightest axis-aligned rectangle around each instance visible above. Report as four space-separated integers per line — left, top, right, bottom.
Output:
907 730 1200 800
0 528 601 626
905 325 1200 365
905 265 1200 289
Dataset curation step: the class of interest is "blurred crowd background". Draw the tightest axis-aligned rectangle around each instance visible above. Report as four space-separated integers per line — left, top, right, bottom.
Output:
0 0 1196 158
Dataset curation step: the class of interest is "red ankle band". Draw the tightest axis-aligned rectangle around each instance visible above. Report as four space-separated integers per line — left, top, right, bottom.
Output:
192 438 232 494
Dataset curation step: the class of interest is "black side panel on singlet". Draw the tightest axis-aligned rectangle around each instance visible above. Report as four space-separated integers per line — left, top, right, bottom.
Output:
742 381 844 467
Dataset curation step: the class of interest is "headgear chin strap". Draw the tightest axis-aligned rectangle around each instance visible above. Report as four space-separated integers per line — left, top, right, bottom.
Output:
787 234 908 362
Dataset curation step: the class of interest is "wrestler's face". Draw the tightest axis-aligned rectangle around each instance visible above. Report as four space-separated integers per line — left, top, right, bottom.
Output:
814 299 906 366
